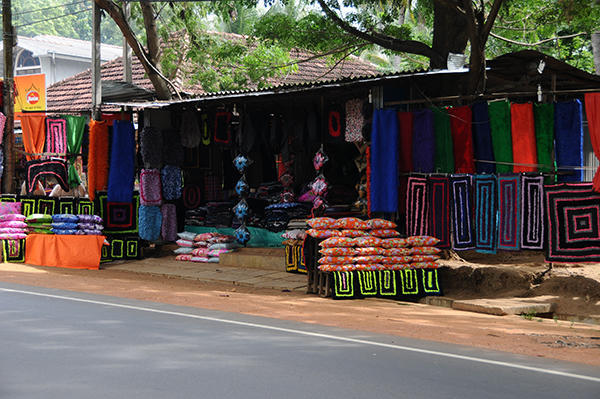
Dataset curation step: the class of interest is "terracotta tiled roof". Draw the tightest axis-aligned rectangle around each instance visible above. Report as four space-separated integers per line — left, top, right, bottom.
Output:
46 32 377 112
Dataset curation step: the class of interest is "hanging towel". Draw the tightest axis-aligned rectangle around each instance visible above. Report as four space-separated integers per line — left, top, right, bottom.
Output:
497 174 521 251
448 106 475 173
107 120 135 203
45 118 67 157
180 110 201 148
534 103 555 179
554 100 584 182
87 119 109 201
369 109 399 213
585 93 600 192
0 111 6 143
412 109 435 173
432 107 454 173
140 126 163 169
20 114 46 161
450 174 475 250
406 177 429 236
488 100 513 173
427 175 451 249
474 174 497 254
63 114 86 188
510 103 538 172
397 111 413 173
471 102 495 174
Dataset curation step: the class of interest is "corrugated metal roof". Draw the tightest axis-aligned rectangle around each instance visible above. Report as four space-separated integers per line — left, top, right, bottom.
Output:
11 35 122 61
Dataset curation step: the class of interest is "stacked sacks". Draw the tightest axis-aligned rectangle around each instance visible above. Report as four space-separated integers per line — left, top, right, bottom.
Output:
190 233 239 263
174 231 196 261
304 217 441 272
51 214 79 235
25 214 53 234
0 212 27 240
77 214 104 235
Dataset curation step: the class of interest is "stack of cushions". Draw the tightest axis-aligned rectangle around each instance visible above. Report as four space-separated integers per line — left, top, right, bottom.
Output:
77 214 104 235
304 217 441 272
174 232 240 262
25 214 53 234
0 213 27 240
51 214 79 235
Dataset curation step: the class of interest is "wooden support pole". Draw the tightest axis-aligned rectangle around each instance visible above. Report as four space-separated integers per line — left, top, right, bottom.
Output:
91 3 102 120
2 0 15 193
123 2 132 84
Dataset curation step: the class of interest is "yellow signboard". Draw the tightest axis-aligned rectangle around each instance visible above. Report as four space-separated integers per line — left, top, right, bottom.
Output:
14 74 46 117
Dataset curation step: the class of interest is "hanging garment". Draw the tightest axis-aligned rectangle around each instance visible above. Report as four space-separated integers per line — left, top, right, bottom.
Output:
471 102 495 174
345 98 365 142
369 109 399 213
497 174 521 251
554 100 584 182
101 112 131 126
488 100 513 174
0 111 6 144
180 110 201 148
473 174 497 254
411 109 435 173
397 111 413 173
107 120 135 203
432 107 454 173
25 159 70 195
520 174 544 250
545 183 600 262
140 126 163 169
45 118 67 157
534 103 555 179
510 103 538 173
406 177 429 236
63 114 86 188
584 93 600 192
21 114 46 161
427 175 451 249
87 119 109 201
448 106 475 173
450 174 475 250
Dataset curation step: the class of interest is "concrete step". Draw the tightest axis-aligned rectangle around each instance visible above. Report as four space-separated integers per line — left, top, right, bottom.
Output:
219 247 286 271
451 296 556 316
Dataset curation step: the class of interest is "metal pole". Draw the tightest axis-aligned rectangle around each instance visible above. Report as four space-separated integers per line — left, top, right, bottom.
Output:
91 2 101 120
2 0 15 193
123 2 132 84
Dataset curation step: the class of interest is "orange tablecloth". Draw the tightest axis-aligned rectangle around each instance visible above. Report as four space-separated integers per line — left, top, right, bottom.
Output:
25 234 104 270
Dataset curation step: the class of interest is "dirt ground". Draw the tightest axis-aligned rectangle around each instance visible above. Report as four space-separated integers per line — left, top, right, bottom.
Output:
0 261 599 367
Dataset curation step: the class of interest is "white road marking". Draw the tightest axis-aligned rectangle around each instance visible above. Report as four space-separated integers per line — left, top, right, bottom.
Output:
1 286 599 383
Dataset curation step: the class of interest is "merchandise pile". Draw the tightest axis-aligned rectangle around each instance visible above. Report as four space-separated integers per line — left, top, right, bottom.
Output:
25 214 53 234
0 212 27 240
303 217 440 272
174 231 240 263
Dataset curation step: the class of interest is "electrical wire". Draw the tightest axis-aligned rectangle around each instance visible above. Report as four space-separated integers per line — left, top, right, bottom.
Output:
12 0 88 17
15 8 91 29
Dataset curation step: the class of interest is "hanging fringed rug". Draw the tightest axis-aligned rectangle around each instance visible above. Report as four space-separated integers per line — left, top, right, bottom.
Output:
474 174 497 253
520 175 545 250
450 174 475 250
406 176 429 237
497 175 521 250
427 175 450 249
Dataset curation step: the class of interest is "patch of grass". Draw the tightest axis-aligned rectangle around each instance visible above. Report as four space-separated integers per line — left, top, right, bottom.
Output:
520 310 537 321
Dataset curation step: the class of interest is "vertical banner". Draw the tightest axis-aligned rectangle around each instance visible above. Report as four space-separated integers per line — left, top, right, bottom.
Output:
14 74 46 119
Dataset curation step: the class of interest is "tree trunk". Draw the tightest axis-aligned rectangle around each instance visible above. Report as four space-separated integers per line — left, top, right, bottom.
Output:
431 1 469 69
592 32 600 75
94 0 172 100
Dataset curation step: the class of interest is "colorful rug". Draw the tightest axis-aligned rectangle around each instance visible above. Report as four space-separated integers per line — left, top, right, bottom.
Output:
412 109 435 173
497 175 521 251
427 175 451 248
369 109 399 212
63 114 86 188
554 100 584 182
584 93 600 192
20 114 46 161
511 103 538 172
2 238 25 263
471 102 495 174
87 119 109 201
45 118 67 156
432 107 454 173
140 169 162 206
488 100 513 174
474 174 497 253
406 177 429 237
397 111 413 173
545 183 600 262
101 236 140 262
450 174 475 250
25 159 70 195
357 270 379 296
534 103 555 179
520 175 545 250
107 120 135 203
98 191 140 235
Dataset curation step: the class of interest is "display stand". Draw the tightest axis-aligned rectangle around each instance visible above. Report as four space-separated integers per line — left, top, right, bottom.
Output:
25 234 105 270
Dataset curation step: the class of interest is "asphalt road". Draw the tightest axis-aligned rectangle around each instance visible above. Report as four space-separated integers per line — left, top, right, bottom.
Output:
0 282 598 399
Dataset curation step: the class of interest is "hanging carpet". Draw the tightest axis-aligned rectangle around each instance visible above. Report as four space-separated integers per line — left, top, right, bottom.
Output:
411 109 435 173
397 111 413 173
510 103 538 173
488 100 513 174
432 107 454 173
534 103 555 179
471 102 495 174
87 119 109 201
369 109 399 213
520 174 544 250
63 114 86 188
45 118 67 157
25 159 69 195
107 120 135 203
450 174 475 250
585 93 600 192
448 106 475 173
21 114 46 161
406 176 429 237
427 175 451 249
554 100 584 182
474 174 497 254
497 174 521 251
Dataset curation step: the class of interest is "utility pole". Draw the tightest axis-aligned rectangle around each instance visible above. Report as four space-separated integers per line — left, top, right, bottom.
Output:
123 2 132 84
91 2 101 120
2 0 15 193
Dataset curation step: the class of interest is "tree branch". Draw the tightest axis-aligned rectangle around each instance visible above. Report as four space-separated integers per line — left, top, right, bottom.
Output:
140 2 160 65
316 0 444 65
433 0 466 15
482 0 505 43
489 31 589 47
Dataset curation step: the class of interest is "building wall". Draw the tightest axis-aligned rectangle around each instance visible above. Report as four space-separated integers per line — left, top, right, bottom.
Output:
39 56 90 86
